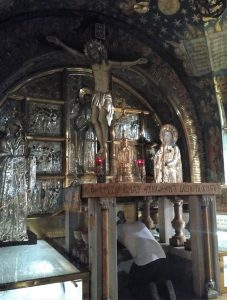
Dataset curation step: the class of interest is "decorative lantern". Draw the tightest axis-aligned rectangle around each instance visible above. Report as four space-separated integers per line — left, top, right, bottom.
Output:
95 156 106 183
135 158 146 182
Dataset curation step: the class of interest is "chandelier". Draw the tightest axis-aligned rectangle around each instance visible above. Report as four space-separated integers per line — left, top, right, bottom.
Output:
195 0 226 18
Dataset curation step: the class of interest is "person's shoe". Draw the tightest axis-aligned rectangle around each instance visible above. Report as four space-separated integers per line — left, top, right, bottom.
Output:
149 282 160 300
165 280 176 300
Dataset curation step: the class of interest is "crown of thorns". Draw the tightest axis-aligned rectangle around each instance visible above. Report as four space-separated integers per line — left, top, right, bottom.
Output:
84 39 107 57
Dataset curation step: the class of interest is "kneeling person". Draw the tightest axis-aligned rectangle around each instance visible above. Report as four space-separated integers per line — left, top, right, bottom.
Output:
117 221 176 300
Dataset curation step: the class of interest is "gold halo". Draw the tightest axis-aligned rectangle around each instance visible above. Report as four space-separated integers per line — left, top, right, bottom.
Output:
159 124 178 144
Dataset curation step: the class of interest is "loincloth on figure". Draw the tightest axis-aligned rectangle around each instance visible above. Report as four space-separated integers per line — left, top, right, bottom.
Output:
92 91 114 126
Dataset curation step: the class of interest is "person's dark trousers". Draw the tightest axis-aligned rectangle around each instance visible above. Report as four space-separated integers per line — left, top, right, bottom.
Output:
128 258 175 300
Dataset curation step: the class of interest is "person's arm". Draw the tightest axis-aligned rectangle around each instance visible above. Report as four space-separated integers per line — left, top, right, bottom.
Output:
109 57 148 69
46 36 84 58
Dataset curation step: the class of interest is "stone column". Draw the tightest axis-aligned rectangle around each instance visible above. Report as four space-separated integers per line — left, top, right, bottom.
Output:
201 195 218 299
169 197 186 247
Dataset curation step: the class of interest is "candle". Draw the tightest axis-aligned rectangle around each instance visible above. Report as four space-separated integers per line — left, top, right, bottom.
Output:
136 159 145 166
95 156 106 183
135 159 146 182
95 156 105 165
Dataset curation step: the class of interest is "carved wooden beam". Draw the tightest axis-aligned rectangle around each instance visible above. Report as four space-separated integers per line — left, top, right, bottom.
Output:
82 183 221 198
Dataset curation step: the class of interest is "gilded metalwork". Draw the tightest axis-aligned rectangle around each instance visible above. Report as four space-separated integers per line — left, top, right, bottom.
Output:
28 141 63 174
26 136 65 142
28 102 62 136
116 134 134 182
0 118 35 242
47 36 147 158
213 75 227 128
29 179 62 214
159 124 178 144
154 124 183 183
139 65 204 182
8 95 65 106
113 113 139 140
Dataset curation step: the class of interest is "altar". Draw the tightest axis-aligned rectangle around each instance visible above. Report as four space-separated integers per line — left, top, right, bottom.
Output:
81 182 221 300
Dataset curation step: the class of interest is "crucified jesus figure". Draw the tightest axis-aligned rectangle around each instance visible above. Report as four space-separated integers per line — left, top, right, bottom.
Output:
47 36 148 157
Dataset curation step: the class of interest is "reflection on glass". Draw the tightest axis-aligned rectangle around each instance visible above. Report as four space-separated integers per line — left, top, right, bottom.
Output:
29 141 63 174
0 282 82 300
0 240 80 284
224 256 227 287
28 103 62 136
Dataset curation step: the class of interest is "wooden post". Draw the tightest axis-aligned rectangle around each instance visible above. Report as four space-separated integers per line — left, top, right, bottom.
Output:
201 195 218 299
100 198 111 300
169 196 186 246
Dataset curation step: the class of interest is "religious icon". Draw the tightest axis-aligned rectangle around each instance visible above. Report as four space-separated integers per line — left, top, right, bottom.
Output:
46 36 147 159
116 134 134 182
0 118 36 242
154 124 183 183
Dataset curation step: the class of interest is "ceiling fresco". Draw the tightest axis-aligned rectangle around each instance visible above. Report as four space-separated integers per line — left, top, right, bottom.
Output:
0 0 225 181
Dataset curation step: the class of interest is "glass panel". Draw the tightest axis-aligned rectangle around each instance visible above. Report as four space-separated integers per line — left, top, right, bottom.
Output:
0 281 82 300
28 141 63 174
0 240 80 284
28 103 62 136
224 256 227 287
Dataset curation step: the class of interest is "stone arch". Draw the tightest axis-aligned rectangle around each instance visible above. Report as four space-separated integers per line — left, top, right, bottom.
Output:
0 10 204 182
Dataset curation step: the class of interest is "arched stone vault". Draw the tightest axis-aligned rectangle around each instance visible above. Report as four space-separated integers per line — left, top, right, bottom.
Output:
0 10 204 182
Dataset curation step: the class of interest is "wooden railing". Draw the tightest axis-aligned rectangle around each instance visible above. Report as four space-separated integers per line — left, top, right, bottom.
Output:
82 182 221 300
